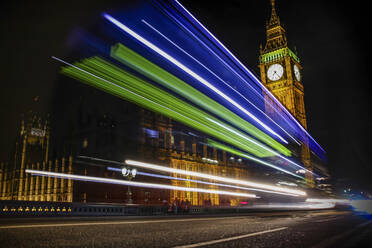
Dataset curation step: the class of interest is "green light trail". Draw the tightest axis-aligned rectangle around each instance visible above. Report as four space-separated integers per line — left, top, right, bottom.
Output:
207 139 303 179
111 43 290 156
61 57 277 158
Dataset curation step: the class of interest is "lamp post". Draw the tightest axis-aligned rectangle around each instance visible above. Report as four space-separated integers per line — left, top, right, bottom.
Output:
122 168 137 204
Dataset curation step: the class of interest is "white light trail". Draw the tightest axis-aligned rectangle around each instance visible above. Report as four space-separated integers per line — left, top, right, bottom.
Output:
207 117 314 175
81 155 304 190
103 13 288 144
103 15 316 176
53 56 265 160
277 181 298 187
125 160 307 196
173 0 326 153
25 169 257 198
206 117 270 151
305 198 350 204
141 18 301 146
243 202 335 210
238 153 301 179
107 167 300 197
54 56 304 180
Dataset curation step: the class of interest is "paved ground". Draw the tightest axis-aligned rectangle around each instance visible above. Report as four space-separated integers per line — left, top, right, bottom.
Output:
1 210 371 247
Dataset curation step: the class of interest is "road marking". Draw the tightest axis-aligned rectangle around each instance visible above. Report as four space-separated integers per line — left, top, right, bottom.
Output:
173 227 288 248
312 216 343 223
308 211 351 217
0 216 246 229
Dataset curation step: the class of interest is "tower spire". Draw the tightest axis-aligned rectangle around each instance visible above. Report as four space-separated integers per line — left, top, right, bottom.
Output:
262 0 287 53
269 0 280 27
271 0 276 13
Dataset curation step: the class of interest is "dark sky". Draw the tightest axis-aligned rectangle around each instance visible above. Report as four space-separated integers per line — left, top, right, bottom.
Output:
1 0 371 191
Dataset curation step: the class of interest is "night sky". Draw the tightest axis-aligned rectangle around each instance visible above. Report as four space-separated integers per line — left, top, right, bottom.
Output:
1 1 371 191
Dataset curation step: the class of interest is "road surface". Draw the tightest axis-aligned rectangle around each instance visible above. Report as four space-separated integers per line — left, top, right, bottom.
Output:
1 210 371 247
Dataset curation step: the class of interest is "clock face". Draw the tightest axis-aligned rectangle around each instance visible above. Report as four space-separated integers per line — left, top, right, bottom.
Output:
293 64 301 81
267 64 284 81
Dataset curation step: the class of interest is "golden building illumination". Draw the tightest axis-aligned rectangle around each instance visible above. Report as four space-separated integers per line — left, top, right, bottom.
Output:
140 110 249 207
259 0 314 186
0 112 73 202
0 1 320 205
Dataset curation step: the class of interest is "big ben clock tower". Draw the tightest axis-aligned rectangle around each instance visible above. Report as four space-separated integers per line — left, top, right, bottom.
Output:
259 0 313 186
259 0 307 129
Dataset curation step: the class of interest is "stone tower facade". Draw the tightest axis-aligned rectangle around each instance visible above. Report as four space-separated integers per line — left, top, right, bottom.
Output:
258 0 313 186
259 0 307 128
0 111 73 202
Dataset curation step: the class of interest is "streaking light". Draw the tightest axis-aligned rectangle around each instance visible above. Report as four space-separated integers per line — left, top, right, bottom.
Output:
124 159 307 196
305 198 350 204
277 181 298 187
172 0 325 153
103 13 288 144
107 167 300 197
141 19 300 146
206 117 313 176
206 139 304 179
240 202 335 210
111 43 290 156
57 56 272 158
25 169 257 198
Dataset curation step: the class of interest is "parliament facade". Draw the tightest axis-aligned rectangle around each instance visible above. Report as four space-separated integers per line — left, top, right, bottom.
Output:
0 0 322 206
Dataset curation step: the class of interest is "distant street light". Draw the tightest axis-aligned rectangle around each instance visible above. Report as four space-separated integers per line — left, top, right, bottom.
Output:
122 167 137 178
121 167 137 204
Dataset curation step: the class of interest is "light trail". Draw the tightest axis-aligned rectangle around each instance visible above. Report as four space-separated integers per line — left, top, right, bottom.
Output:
152 1 302 145
60 56 277 158
79 156 306 196
172 0 325 153
306 198 350 204
206 119 314 175
240 202 335 210
111 43 290 156
103 13 288 144
124 159 307 196
110 43 316 176
57 56 309 179
78 122 301 180
107 167 300 197
205 117 275 153
81 156 305 192
25 169 257 198
141 18 301 146
206 139 303 179
57 56 272 158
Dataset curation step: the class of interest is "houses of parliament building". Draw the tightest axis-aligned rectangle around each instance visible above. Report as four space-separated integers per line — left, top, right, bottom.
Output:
0 0 322 205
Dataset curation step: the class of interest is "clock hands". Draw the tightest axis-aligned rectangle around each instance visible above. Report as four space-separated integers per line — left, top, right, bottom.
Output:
273 71 280 79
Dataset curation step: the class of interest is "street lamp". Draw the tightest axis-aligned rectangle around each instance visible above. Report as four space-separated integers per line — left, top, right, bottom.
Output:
122 167 137 204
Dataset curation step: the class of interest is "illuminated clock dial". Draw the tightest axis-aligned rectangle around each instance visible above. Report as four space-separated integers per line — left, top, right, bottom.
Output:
293 64 301 81
267 63 284 81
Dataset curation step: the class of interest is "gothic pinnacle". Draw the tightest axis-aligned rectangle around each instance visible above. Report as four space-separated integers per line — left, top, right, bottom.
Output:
269 0 280 26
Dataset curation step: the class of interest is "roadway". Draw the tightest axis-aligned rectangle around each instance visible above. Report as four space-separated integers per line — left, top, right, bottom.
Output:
0 210 371 247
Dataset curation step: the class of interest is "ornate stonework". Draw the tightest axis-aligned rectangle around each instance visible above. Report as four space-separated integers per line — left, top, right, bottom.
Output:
259 0 314 186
